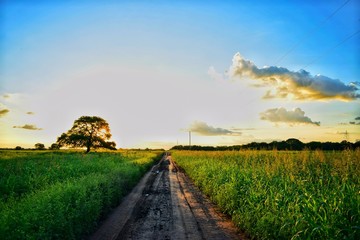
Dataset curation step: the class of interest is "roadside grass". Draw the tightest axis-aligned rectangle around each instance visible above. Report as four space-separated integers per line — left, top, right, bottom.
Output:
0 150 163 239
172 150 360 240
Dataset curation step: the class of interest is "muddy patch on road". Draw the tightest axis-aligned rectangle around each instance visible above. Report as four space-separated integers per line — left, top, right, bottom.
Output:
118 159 172 240
90 154 247 240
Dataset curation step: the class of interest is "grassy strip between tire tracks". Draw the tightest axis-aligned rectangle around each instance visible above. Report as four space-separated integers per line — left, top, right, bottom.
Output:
0 150 163 239
172 150 360 239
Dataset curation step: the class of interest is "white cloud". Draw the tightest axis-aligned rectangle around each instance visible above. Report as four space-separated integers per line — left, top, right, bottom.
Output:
0 108 10 117
1 93 23 103
13 124 43 130
188 121 241 136
230 53 359 101
208 66 226 82
260 107 320 126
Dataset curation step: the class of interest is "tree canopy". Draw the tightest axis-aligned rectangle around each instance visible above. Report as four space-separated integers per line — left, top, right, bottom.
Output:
57 116 116 153
49 143 60 150
35 143 45 150
171 139 360 151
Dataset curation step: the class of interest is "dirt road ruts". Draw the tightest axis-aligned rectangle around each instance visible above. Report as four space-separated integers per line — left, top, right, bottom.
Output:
90 153 246 240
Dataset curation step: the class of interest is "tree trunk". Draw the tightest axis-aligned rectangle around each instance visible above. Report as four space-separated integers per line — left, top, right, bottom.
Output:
85 136 92 153
86 144 91 153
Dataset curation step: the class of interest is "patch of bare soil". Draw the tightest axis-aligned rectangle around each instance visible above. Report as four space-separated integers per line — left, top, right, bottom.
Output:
89 153 247 240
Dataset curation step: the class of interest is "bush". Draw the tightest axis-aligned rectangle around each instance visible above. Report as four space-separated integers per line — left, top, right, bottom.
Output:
34 143 45 150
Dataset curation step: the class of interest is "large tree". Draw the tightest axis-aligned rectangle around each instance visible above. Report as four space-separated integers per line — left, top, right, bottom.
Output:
57 116 116 153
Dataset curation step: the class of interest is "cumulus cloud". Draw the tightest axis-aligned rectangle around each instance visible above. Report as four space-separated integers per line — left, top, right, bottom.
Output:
0 108 10 117
229 52 359 100
230 127 256 131
338 121 360 125
13 124 43 130
339 116 360 125
260 107 320 126
189 121 241 136
208 66 226 82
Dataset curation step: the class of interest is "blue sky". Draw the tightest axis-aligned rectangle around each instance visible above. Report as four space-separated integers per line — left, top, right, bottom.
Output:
1 0 359 148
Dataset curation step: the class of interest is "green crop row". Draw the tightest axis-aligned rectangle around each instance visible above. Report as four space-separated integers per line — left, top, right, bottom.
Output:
0 150 163 239
172 150 360 240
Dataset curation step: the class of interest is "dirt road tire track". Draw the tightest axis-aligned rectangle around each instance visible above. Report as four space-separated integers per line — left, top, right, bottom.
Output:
90 153 247 240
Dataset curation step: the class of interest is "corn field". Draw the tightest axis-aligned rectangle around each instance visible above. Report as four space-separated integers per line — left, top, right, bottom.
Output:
0 150 163 239
172 150 360 239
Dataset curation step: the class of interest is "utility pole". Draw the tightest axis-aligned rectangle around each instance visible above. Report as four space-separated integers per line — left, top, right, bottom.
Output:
189 131 191 148
344 130 349 141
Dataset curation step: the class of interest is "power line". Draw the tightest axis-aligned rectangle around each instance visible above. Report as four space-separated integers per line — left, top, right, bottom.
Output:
301 29 360 70
275 0 351 65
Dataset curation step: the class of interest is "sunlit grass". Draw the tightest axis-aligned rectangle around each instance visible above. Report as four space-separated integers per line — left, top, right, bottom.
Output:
172 150 360 239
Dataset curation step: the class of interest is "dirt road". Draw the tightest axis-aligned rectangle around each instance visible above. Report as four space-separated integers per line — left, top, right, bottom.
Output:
90 153 246 240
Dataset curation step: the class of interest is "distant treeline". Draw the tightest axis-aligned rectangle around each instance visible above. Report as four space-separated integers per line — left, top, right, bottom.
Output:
171 138 360 151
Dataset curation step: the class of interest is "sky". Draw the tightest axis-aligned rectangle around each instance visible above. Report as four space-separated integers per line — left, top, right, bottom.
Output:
0 0 359 149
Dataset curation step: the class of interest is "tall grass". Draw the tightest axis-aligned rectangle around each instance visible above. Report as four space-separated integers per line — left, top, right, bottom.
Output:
0 150 163 239
172 150 360 239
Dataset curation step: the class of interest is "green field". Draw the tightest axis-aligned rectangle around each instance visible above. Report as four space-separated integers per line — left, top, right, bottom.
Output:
172 150 360 240
0 150 163 239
